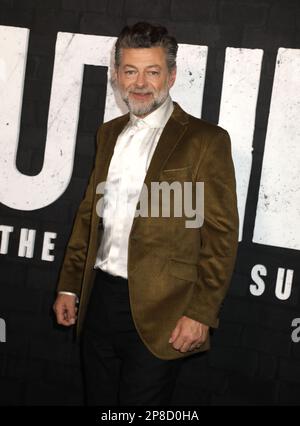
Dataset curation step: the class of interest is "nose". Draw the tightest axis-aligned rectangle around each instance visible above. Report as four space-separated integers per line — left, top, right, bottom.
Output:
135 72 146 87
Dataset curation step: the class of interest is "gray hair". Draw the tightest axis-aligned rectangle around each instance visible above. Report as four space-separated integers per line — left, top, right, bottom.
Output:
114 22 178 71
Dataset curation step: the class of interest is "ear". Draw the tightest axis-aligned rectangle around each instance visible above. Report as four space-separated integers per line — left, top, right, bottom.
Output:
113 65 119 79
111 66 118 89
168 66 177 89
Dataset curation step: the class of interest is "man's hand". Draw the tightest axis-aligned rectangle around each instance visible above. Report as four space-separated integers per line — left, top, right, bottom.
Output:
169 316 209 352
53 294 77 326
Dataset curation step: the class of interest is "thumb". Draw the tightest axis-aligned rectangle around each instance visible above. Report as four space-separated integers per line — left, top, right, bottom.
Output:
169 323 181 343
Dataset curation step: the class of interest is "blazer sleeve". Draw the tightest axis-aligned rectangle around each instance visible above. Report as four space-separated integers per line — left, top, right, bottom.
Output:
183 129 239 328
56 127 101 296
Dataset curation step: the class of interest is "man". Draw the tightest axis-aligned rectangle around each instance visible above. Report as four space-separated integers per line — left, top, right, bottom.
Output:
53 22 239 405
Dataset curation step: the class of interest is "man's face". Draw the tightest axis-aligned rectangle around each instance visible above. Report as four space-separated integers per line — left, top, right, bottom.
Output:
115 46 176 117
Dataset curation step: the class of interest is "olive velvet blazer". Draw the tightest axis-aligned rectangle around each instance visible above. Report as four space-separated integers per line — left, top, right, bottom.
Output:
57 102 239 360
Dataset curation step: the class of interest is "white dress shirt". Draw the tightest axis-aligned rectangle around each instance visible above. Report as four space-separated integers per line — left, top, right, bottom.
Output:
94 95 174 278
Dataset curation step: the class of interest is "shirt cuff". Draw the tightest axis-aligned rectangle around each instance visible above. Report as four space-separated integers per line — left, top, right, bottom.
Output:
58 291 79 303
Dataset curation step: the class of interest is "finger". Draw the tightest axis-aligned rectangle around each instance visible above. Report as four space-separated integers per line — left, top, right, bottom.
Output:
57 306 68 324
188 342 202 351
179 340 192 353
64 307 76 325
172 333 187 350
57 306 75 326
66 305 76 319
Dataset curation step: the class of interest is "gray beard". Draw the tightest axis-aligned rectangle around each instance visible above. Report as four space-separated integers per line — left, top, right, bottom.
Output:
120 87 169 117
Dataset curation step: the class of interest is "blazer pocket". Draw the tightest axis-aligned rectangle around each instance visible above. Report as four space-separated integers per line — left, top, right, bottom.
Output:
168 258 198 282
159 166 192 182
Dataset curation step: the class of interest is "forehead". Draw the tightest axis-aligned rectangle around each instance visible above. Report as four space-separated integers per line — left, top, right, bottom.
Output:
119 47 167 67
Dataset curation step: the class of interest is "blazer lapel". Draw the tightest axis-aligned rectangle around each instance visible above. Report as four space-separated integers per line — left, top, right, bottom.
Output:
95 113 130 186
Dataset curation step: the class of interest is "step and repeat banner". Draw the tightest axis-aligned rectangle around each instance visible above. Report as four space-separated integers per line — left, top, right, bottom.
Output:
0 0 299 405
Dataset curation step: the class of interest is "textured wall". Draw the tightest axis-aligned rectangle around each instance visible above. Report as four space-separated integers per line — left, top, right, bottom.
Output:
0 0 299 406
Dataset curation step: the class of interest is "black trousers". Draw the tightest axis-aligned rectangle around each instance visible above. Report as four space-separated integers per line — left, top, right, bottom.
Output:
81 268 183 406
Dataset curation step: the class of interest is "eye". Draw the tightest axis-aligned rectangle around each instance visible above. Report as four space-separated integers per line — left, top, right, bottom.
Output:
147 71 159 76
124 70 136 75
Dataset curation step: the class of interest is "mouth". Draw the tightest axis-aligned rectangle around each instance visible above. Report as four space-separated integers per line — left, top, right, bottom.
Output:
130 92 152 100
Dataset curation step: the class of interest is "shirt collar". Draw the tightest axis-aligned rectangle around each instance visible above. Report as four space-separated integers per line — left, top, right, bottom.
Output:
129 95 174 129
